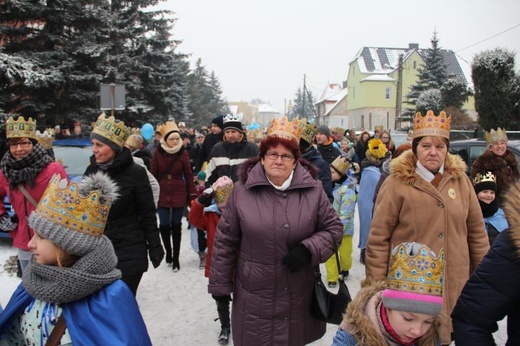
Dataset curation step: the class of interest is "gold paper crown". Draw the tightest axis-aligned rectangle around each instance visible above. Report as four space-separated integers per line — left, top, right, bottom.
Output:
247 128 264 141
298 118 316 144
472 171 496 186
36 128 55 150
267 116 301 142
160 120 179 138
214 181 234 206
386 243 445 298
34 175 114 237
374 125 384 132
6 116 37 140
484 127 508 145
413 110 451 139
124 128 143 149
91 113 130 148
367 138 387 159
331 155 350 176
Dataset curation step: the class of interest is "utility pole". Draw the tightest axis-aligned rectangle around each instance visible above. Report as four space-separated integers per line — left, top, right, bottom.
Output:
395 54 403 129
302 74 306 120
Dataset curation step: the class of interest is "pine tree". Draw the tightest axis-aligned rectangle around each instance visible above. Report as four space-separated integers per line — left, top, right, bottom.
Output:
472 48 520 130
291 88 316 121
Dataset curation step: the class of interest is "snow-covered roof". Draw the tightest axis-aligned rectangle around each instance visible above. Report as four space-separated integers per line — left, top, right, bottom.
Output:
360 75 396 82
258 104 280 113
324 88 348 116
317 83 343 103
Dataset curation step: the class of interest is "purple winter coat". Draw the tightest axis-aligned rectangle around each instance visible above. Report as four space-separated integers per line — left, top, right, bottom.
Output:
208 158 343 346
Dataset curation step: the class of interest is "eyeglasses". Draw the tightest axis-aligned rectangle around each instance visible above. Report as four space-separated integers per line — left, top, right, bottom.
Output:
265 151 295 162
10 141 32 149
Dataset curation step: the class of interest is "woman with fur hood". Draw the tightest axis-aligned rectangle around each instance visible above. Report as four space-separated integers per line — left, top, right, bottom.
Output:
333 242 444 346
208 117 343 346
365 111 489 345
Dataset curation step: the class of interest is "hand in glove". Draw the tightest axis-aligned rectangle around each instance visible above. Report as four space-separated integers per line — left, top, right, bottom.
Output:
212 294 232 303
197 188 214 207
0 213 18 232
282 244 311 273
149 245 165 268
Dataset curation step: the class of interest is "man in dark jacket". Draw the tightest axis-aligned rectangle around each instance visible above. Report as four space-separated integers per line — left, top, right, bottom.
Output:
205 114 258 187
299 120 333 203
451 178 520 345
315 124 341 164
194 115 224 173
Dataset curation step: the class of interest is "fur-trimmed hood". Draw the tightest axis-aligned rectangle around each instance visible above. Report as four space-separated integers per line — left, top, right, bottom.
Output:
343 281 440 346
501 179 520 257
389 149 467 185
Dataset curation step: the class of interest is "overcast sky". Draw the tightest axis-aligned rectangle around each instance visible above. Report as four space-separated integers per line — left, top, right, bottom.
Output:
155 0 520 114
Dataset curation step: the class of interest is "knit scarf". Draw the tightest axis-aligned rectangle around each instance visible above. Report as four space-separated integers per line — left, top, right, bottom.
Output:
376 300 418 346
0 143 53 190
479 199 499 218
160 138 182 154
22 236 121 304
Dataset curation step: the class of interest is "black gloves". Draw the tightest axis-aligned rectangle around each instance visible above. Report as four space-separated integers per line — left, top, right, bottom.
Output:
197 188 214 207
146 230 165 268
0 213 18 232
282 244 311 273
212 294 232 303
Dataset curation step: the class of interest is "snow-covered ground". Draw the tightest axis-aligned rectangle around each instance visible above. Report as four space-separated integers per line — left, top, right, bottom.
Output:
0 210 508 345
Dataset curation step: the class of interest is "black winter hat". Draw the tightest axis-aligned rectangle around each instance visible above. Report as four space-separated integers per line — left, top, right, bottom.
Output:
211 116 224 130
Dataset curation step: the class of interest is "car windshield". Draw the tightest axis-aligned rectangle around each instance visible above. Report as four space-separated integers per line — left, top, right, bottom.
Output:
53 146 92 177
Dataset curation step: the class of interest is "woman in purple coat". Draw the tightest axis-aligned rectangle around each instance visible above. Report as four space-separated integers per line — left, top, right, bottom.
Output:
208 117 343 346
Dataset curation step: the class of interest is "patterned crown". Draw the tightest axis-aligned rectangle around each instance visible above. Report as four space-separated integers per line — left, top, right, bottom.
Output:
34 174 115 238
484 127 508 145
212 176 234 206
298 118 316 144
159 120 179 138
413 110 451 140
331 155 350 176
386 243 445 298
6 116 37 140
267 116 301 142
125 128 143 149
36 128 55 150
473 171 496 186
91 113 130 148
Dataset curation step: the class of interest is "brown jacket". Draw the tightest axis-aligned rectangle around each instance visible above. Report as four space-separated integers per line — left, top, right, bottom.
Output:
366 150 489 344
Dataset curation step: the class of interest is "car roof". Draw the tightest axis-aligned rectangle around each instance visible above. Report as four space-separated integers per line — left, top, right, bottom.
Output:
53 138 92 147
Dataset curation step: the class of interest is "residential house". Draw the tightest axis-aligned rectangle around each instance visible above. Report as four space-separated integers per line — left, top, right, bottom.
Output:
315 83 348 128
227 102 259 126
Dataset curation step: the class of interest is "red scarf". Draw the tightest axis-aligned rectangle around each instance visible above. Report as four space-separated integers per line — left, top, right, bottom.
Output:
380 303 418 346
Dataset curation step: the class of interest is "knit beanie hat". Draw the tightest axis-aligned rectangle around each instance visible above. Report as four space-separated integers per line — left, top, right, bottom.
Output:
223 114 245 133
28 172 119 257
317 124 331 138
367 138 388 159
382 242 445 316
197 171 207 181
473 171 497 194
211 115 224 130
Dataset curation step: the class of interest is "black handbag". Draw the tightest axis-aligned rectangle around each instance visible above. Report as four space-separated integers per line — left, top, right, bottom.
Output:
310 235 352 324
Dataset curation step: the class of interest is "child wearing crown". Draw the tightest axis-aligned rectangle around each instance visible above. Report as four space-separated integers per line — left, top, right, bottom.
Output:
473 172 508 245
332 242 444 346
0 173 152 345
188 175 234 345
325 155 358 287
0 116 68 275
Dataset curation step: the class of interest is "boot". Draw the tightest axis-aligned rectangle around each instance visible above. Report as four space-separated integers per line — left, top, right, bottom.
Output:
216 299 231 345
198 251 207 269
172 223 182 271
360 248 366 265
160 225 172 264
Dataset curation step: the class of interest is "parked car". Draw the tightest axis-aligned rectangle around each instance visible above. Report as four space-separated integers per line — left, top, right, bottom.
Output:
1 138 92 238
449 138 520 174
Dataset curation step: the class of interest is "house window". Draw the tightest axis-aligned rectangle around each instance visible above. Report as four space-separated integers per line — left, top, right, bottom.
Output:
353 86 355 98
413 61 417 69
385 87 391 100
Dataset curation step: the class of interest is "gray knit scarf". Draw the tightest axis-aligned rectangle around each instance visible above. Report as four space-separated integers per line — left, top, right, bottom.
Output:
22 236 121 304
0 143 53 190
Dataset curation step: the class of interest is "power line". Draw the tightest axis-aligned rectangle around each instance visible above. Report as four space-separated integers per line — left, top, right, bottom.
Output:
456 23 520 53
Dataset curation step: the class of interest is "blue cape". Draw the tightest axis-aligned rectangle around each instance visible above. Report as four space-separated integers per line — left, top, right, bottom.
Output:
0 280 151 346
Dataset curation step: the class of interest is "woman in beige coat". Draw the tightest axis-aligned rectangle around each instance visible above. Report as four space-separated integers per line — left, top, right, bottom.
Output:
365 110 489 345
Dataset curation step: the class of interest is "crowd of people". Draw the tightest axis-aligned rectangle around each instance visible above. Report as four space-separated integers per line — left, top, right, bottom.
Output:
0 110 519 345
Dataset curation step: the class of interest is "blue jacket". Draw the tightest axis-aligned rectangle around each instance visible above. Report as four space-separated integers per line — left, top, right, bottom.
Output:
0 281 152 346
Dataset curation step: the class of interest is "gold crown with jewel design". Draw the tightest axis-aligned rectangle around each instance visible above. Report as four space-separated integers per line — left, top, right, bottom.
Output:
6 116 37 140
124 128 143 149
91 113 130 148
36 128 55 150
159 120 179 138
484 127 508 145
472 171 496 186
35 174 114 237
298 118 316 144
386 243 445 298
331 155 350 176
413 110 451 140
267 116 301 142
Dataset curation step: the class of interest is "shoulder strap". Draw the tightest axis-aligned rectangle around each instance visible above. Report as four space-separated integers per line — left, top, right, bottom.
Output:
45 315 67 346
18 185 38 207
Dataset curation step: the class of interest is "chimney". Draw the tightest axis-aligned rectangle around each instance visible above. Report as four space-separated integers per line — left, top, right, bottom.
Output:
408 43 419 50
